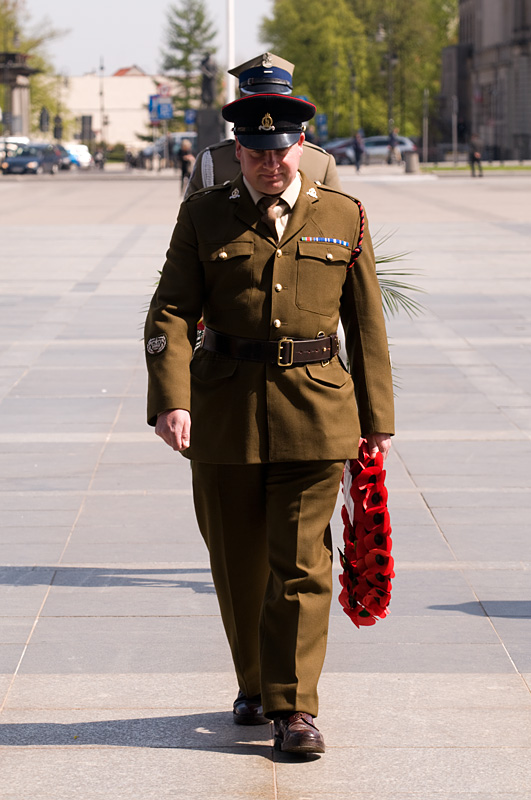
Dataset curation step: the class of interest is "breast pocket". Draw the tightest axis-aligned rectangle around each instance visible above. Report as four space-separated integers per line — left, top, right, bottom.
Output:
295 241 349 316
198 241 256 308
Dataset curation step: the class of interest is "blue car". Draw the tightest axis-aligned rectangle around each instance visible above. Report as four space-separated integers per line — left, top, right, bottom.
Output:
1 143 62 175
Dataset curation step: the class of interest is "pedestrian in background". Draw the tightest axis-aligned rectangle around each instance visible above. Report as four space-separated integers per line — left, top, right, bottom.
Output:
387 127 401 164
353 131 365 172
469 134 483 177
178 139 195 192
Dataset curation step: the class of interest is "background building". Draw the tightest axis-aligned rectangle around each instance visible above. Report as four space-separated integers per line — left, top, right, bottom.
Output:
60 66 179 150
440 0 531 159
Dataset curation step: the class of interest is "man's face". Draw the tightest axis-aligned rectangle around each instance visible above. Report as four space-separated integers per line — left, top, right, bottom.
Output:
235 134 304 195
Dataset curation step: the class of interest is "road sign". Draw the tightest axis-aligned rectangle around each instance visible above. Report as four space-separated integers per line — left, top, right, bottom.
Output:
149 94 160 121
149 95 173 121
159 84 171 97
184 109 197 126
157 102 174 120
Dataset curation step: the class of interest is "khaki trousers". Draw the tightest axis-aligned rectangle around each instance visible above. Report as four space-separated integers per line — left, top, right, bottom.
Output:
191 459 344 718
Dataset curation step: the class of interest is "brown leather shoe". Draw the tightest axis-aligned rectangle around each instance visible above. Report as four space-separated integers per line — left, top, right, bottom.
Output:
274 712 325 754
233 691 269 725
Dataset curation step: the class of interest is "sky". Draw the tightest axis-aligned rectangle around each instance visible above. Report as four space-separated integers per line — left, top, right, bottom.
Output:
23 0 274 77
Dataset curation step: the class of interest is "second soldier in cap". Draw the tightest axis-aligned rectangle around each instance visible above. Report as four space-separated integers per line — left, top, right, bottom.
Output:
184 52 341 197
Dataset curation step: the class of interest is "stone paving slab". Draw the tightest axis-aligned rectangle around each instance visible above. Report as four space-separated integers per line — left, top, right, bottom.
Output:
0 749 277 800
1 169 531 798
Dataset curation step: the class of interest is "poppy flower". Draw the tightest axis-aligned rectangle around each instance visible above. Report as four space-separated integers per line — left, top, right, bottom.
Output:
361 550 395 577
362 481 389 511
363 529 392 553
354 504 391 531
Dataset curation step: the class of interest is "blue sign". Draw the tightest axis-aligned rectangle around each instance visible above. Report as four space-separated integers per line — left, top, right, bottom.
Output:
149 94 160 121
148 95 174 121
157 102 174 120
184 109 197 126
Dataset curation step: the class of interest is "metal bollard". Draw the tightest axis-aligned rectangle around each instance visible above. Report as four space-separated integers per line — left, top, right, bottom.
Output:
405 151 420 174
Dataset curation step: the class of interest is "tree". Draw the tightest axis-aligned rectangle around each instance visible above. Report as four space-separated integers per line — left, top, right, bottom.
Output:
161 0 217 127
261 0 458 138
347 0 459 136
261 0 368 139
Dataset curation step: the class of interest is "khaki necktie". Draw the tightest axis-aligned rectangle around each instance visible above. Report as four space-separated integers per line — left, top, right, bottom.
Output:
257 195 288 240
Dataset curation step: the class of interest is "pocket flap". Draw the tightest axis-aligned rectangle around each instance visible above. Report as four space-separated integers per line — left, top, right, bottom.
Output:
306 359 350 387
199 241 254 262
190 352 238 381
297 241 350 264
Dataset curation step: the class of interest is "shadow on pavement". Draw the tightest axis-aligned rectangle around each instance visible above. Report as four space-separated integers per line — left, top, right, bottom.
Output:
429 601 531 618
0 566 216 592
0 711 320 761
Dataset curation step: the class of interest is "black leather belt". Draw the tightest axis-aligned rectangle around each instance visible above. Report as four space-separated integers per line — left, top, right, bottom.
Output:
201 327 340 366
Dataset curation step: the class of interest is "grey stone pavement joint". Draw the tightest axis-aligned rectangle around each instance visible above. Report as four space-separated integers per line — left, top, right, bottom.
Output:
0 167 530 798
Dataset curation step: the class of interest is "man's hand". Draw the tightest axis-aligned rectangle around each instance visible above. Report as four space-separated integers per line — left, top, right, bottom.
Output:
363 433 392 461
155 409 191 451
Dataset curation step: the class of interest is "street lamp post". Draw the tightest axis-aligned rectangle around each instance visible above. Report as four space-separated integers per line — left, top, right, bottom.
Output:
422 87 429 164
99 56 106 151
225 0 235 139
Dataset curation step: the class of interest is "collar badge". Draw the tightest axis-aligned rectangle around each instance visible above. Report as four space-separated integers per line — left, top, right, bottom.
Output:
306 187 318 198
259 113 275 131
229 188 240 200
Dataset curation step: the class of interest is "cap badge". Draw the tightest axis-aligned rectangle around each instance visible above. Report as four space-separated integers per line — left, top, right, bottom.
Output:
229 188 240 200
262 53 273 68
146 335 167 355
306 187 318 198
259 112 275 131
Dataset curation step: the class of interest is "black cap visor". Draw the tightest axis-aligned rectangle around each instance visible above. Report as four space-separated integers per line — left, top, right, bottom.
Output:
236 131 303 150
240 81 292 96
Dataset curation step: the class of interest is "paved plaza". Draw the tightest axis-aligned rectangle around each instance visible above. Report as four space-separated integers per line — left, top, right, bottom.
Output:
0 164 530 798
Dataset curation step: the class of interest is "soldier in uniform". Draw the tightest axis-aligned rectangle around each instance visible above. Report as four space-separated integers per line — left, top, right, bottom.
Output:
184 52 341 198
145 92 394 755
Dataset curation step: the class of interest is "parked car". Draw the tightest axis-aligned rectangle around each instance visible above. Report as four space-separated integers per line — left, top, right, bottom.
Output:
362 135 417 164
140 132 198 163
55 143 73 170
323 137 356 165
65 143 93 169
1 143 62 175
0 136 30 161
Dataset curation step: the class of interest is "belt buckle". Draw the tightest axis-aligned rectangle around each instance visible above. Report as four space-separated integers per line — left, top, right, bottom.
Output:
317 331 330 367
277 337 294 366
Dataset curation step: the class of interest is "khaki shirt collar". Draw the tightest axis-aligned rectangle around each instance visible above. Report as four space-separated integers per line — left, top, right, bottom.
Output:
243 172 302 210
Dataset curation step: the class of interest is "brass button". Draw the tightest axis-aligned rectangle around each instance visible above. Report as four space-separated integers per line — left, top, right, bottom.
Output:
273 319 282 328
276 249 282 257
326 252 333 261
274 283 283 292
218 251 228 260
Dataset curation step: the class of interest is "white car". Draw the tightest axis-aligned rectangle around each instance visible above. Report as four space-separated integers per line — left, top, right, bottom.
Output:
65 143 93 169
362 135 417 164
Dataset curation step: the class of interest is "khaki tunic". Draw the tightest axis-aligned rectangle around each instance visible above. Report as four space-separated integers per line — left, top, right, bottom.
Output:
145 172 394 463
185 139 342 198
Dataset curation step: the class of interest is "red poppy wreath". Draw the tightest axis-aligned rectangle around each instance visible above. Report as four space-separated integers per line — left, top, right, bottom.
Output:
338 441 394 627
